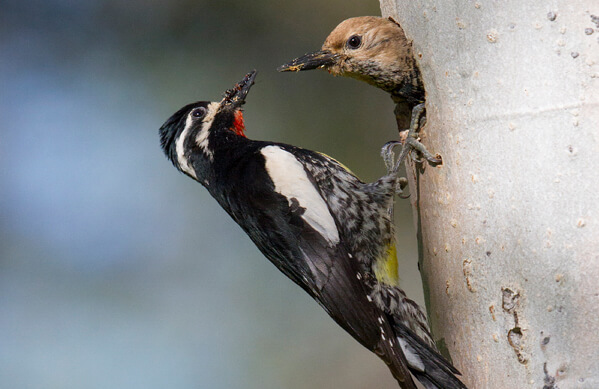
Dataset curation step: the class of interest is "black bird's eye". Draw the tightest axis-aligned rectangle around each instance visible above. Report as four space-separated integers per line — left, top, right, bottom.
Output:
192 107 206 118
347 35 362 49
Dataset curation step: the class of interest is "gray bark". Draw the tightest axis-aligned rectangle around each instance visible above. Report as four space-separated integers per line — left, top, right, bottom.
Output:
380 1 599 387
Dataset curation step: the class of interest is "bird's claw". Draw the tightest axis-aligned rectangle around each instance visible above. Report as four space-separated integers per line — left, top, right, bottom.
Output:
397 103 442 165
381 141 411 198
397 177 410 199
381 140 405 174
381 141 402 172
404 136 442 164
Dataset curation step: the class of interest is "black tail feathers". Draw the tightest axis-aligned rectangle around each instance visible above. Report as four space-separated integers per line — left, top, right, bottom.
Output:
394 322 467 389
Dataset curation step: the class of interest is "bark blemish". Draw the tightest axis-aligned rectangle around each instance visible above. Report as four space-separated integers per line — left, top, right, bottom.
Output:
462 259 476 292
502 287 529 364
489 304 496 321
502 287 520 313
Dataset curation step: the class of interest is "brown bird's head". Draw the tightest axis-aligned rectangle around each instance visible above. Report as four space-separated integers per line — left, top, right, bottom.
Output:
279 16 424 104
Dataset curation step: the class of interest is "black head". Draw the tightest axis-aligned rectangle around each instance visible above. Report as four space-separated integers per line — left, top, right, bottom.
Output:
160 101 211 168
159 71 257 179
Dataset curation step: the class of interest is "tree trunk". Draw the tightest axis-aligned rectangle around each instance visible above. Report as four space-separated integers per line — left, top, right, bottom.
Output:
380 1 599 387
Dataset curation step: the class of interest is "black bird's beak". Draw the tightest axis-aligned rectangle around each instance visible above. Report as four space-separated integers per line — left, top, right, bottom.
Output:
222 70 257 109
277 50 339 72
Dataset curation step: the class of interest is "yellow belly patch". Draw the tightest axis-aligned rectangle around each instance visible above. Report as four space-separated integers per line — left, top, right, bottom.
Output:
373 243 399 285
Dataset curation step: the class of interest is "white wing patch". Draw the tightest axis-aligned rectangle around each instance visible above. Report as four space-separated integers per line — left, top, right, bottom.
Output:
261 145 340 245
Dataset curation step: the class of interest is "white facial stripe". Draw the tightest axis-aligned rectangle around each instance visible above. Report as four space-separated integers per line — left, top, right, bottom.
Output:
195 102 220 162
176 114 198 179
261 145 340 245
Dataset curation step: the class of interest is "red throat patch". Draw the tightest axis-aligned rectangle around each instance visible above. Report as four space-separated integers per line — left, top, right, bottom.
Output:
232 110 246 137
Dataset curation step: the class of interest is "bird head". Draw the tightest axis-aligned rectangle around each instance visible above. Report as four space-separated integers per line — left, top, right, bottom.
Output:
159 70 256 180
278 17 423 100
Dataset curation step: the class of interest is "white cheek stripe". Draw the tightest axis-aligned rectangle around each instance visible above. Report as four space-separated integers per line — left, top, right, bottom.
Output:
261 145 340 245
196 102 220 162
174 102 221 178
176 114 198 179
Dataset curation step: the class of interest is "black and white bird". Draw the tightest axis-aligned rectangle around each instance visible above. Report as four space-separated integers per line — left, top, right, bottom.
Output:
159 71 465 389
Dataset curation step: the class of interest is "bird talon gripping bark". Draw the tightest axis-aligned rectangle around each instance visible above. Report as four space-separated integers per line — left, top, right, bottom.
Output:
383 103 440 174
401 103 442 165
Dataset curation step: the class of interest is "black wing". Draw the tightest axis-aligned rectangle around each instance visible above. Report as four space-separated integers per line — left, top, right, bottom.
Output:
212 148 417 388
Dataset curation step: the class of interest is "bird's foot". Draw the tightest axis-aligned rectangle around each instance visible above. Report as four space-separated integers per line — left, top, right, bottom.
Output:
399 103 442 165
380 141 410 198
397 177 409 199
381 140 401 173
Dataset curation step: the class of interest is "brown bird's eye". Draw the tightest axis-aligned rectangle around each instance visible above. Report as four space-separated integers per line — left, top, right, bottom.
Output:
347 35 362 49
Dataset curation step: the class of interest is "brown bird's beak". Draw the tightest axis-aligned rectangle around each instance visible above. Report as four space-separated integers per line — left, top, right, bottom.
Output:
222 70 257 109
277 50 339 72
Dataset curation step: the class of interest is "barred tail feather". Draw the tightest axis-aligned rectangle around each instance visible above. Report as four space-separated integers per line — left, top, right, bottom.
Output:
396 294 435 348
373 284 436 348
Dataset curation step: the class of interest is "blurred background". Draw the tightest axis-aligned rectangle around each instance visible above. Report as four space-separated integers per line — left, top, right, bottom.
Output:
0 1 424 388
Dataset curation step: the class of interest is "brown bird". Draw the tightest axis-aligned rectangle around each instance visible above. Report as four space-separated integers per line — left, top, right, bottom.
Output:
278 16 440 164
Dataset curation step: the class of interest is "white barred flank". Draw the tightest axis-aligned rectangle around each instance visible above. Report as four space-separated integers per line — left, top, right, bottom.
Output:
260 145 340 245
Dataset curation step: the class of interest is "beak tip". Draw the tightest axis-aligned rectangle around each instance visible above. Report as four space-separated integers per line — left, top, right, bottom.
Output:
245 69 258 85
277 64 301 72
278 50 336 73
223 70 258 107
